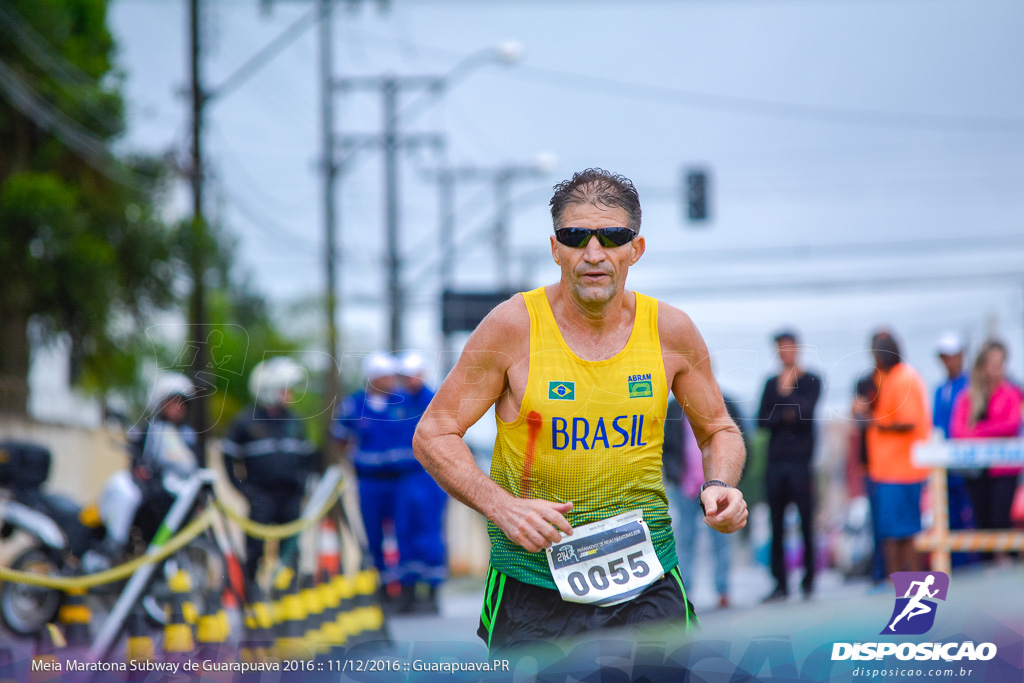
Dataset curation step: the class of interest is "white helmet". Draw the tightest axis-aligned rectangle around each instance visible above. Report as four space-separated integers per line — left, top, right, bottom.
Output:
363 352 397 381
147 372 193 414
249 357 306 406
398 350 429 377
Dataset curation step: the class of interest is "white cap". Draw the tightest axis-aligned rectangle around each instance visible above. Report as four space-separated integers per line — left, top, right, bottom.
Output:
147 372 193 414
249 357 306 406
936 331 964 356
363 352 397 380
398 350 429 377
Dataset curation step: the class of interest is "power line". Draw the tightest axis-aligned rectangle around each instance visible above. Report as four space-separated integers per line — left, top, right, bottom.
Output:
0 60 141 189
209 3 321 102
636 233 1024 265
339 24 1024 134
223 189 322 256
211 121 317 209
0 4 121 134
509 69 1024 135
641 268 1024 300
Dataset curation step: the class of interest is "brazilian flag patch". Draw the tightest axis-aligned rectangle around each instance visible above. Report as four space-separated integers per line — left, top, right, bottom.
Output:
628 379 653 398
548 381 575 401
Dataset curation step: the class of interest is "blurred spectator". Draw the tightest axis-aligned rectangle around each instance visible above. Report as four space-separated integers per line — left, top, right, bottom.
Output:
866 332 931 575
223 357 319 584
662 394 745 609
394 350 448 614
931 331 977 567
758 329 821 601
933 332 968 437
950 339 1023 560
102 373 199 559
852 369 885 584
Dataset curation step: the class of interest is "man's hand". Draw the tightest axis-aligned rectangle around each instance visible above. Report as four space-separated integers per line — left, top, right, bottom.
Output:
489 499 574 553
778 367 799 395
701 486 747 533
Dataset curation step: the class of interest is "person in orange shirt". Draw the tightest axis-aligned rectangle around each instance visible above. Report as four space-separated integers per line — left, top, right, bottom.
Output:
865 331 931 575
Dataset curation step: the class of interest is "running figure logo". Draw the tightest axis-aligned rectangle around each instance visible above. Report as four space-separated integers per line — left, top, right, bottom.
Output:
881 572 950 635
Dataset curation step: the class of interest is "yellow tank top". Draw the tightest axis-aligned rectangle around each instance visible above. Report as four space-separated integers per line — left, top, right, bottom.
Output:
489 286 676 589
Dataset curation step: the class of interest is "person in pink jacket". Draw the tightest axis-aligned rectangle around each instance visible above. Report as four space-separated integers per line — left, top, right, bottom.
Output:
950 339 1023 554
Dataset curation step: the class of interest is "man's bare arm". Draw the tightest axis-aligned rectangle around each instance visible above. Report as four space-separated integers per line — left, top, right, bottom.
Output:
413 297 572 552
661 303 748 533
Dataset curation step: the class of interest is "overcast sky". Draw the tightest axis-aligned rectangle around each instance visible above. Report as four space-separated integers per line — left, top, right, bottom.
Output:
98 0 1024 428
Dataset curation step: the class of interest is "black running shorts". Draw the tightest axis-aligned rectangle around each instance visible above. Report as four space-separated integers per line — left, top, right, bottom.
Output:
478 566 698 652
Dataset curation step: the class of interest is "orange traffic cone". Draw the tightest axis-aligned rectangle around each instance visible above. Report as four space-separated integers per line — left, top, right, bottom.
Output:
317 518 342 578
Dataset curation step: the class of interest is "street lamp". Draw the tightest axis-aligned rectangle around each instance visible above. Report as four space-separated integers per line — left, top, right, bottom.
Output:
392 40 525 129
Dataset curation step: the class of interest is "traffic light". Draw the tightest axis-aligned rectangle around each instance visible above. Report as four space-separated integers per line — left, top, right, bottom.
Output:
684 169 709 223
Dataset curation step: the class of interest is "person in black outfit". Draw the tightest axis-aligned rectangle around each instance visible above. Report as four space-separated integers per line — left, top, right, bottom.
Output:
758 330 822 601
222 357 319 584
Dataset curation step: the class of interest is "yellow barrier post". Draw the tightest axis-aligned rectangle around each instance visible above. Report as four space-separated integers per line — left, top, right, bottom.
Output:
913 437 1024 568
271 568 310 660
927 466 951 574
355 568 388 645
334 573 358 648
58 588 91 649
195 587 231 664
239 582 274 664
125 611 156 682
317 568 346 657
163 569 196 661
300 574 325 658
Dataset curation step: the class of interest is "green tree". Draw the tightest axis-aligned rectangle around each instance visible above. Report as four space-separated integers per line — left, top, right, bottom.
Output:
0 0 176 414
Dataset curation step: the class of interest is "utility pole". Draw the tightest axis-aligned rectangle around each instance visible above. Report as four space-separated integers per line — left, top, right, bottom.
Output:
491 162 555 289
494 168 513 289
425 160 552 291
188 0 209 462
327 44 520 353
319 0 340 417
336 75 444 352
422 166 461 375
382 79 402 354
437 168 456 293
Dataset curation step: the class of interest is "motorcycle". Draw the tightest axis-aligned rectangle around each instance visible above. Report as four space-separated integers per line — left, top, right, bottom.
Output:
0 440 228 643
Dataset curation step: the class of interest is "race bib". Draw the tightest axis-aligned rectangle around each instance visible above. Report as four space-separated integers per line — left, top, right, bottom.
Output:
545 509 665 606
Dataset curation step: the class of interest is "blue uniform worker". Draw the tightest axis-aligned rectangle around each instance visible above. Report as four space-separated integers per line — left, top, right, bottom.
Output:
333 353 417 589
396 350 447 613
933 332 976 567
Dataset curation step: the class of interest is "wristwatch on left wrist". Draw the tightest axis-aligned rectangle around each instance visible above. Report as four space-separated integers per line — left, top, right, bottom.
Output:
699 479 730 515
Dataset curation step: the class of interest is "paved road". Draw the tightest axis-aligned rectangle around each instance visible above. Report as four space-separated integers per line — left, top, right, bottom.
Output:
2 556 1020 682
384 562 1021 680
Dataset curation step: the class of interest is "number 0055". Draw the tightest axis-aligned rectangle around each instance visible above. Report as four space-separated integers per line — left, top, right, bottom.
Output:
566 551 650 597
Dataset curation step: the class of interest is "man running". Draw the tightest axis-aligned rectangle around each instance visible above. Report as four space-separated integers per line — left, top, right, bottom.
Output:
888 574 939 631
413 168 748 650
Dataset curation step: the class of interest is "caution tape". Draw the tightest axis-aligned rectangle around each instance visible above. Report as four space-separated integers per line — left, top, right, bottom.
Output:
0 506 217 590
213 474 346 540
0 473 347 590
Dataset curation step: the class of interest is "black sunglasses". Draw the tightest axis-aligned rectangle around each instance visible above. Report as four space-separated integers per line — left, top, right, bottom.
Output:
554 227 638 248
